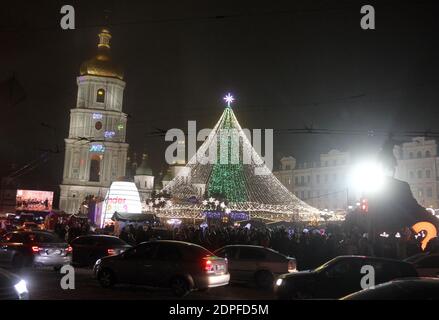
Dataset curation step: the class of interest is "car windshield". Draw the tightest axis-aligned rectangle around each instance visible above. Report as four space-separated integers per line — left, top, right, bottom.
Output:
314 258 339 272
185 245 215 259
97 237 128 245
26 232 64 243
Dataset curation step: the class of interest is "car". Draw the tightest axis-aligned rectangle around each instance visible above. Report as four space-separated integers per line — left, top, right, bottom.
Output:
214 245 297 289
93 240 230 296
0 267 29 300
70 235 132 267
0 231 72 270
274 255 418 299
405 253 439 277
341 278 439 300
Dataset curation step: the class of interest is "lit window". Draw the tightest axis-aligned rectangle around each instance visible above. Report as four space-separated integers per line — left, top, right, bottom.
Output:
96 89 105 103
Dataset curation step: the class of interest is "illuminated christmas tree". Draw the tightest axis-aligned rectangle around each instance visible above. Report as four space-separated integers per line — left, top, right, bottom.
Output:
207 101 247 203
160 94 326 222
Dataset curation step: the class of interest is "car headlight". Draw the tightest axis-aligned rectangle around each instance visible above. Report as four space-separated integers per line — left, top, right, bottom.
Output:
14 280 28 295
95 259 102 266
275 278 283 286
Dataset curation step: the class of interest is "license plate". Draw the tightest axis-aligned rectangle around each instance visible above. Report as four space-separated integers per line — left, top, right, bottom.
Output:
46 249 61 255
216 265 225 271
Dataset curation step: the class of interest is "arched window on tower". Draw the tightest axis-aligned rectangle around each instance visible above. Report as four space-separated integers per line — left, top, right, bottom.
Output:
89 154 101 182
96 89 105 103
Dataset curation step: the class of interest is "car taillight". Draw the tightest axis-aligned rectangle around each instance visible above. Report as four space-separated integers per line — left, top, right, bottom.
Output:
66 246 73 254
107 248 116 255
203 259 214 273
31 246 40 254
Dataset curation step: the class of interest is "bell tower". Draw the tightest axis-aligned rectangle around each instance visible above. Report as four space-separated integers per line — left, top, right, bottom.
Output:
59 28 129 214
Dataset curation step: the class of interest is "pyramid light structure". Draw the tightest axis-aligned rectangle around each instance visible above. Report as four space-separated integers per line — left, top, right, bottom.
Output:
160 95 323 221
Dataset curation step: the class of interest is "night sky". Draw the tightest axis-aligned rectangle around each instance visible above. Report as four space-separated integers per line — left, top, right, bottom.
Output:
1 0 439 197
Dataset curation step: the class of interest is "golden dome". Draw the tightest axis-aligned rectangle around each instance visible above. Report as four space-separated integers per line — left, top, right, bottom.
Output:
80 28 124 80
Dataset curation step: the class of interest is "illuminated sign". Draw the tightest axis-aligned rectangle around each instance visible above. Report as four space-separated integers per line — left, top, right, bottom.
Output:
104 131 115 138
92 113 103 120
117 124 124 131
16 190 54 212
90 144 105 153
412 221 438 251
101 181 142 226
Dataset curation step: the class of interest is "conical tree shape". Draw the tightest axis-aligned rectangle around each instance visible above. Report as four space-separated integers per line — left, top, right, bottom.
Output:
162 103 324 221
207 107 247 202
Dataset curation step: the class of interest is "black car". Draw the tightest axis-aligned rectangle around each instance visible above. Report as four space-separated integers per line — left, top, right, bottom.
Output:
341 278 439 300
0 267 29 300
93 240 230 296
274 255 418 299
70 235 131 267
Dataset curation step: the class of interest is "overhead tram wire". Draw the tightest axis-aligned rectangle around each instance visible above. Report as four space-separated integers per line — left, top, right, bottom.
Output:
0 1 431 34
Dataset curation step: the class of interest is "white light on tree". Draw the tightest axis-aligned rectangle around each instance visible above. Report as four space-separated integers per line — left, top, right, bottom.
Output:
101 181 142 227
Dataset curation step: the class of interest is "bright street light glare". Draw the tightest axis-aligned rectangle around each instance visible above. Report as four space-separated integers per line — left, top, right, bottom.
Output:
350 162 385 194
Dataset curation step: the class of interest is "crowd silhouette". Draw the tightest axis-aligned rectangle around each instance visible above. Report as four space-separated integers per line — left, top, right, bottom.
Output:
117 223 432 270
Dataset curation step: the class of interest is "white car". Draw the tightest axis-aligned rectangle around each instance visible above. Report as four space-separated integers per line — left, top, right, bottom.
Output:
214 245 297 289
405 253 439 277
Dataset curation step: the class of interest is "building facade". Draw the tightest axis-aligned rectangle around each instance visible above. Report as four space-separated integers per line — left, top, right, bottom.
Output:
59 29 129 214
274 149 351 212
274 137 439 212
394 137 439 209
134 154 155 203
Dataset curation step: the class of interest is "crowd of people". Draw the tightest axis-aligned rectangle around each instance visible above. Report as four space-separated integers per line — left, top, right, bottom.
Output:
116 222 431 270
1 212 435 271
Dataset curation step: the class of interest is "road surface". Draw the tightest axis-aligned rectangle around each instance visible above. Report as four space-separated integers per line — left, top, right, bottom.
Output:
16 267 275 300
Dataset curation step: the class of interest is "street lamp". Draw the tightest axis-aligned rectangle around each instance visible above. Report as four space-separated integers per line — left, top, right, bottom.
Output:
349 161 386 195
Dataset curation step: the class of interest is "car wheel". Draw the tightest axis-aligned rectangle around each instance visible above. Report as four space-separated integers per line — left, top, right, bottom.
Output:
255 271 274 290
98 269 116 288
170 277 191 297
12 254 25 270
